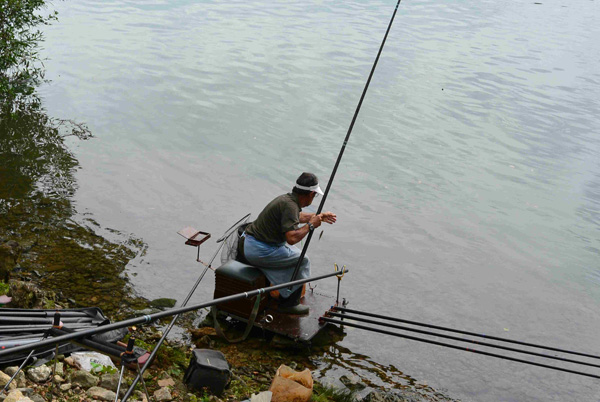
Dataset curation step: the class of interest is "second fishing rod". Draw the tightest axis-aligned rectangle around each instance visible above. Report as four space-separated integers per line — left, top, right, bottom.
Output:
290 0 403 284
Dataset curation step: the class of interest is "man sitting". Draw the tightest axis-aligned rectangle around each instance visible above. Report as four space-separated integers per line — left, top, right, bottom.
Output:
239 172 337 315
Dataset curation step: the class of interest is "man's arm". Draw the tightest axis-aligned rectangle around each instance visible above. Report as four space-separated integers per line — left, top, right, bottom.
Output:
286 212 337 245
299 211 337 224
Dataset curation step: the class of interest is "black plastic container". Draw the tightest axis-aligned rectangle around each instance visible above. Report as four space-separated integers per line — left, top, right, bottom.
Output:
184 349 231 395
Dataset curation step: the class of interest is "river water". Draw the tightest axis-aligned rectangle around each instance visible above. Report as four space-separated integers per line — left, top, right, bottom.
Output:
38 0 600 400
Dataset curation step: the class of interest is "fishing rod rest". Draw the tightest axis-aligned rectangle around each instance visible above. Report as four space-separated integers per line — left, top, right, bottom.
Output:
52 312 62 329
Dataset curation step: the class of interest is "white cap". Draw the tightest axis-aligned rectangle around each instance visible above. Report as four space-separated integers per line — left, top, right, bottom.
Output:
294 183 324 195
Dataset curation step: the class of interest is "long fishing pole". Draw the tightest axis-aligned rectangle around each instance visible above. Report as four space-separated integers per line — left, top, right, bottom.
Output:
0 269 347 362
334 307 600 360
122 213 251 398
327 312 600 369
290 0 403 283
322 318 600 380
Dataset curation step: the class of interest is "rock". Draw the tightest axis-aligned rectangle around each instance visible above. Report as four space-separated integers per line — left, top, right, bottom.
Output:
340 374 366 390
149 298 177 309
0 240 21 282
133 390 149 402
60 383 72 391
70 351 117 373
190 327 217 339
3 390 31 402
14 387 33 396
4 367 26 388
26 365 51 383
362 391 422 402
157 377 175 387
64 356 78 368
87 386 117 401
0 370 18 391
53 374 64 383
154 387 172 401
29 394 45 402
70 370 99 389
8 281 56 309
53 362 64 375
99 373 120 391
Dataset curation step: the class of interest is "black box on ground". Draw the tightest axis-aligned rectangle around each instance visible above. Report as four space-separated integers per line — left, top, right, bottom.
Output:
184 349 231 395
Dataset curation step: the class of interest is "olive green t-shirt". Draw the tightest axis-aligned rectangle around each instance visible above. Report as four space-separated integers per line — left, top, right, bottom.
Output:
245 193 301 244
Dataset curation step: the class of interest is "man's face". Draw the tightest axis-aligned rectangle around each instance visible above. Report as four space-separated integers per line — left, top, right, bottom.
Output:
309 191 317 205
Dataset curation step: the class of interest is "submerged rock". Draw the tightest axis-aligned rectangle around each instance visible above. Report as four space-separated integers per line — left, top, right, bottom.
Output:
150 298 177 309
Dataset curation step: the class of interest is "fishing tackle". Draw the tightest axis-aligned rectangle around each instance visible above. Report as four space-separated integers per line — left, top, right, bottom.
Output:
290 0 403 283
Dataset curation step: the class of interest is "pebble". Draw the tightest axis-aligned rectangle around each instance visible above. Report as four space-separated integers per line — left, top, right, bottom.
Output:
154 387 172 401
87 386 117 401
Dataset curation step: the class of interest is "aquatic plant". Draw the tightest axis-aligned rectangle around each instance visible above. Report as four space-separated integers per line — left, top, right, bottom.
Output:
0 0 58 113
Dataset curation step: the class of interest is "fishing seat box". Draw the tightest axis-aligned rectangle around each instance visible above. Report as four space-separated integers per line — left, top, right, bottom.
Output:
214 259 268 319
184 348 231 395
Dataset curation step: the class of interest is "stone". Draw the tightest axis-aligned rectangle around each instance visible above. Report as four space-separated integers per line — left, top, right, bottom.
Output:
60 383 72 391
157 377 175 387
4 367 27 387
339 374 366 390
149 298 177 309
53 374 64 383
133 390 149 402
64 356 77 368
99 373 120 391
53 362 64 375
362 391 422 402
3 390 30 402
26 365 51 383
0 370 18 391
0 240 21 282
7 281 56 310
154 387 172 401
190 327 217 339
15 387 33 396
87 386 117 401
70 351 117 373
29 394 45 402
70 370 99 389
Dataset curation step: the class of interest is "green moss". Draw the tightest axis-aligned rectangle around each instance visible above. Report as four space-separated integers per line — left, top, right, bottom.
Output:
0 281 9 295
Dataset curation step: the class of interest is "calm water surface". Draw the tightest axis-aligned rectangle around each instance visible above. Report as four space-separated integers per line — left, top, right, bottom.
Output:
40 0 600 400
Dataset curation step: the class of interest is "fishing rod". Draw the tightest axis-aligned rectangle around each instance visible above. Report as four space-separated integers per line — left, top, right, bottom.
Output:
327 312 600 369
122 213 251 399
290 0 403 283
0 269 348 361
322 318 600 380
334 307 600 360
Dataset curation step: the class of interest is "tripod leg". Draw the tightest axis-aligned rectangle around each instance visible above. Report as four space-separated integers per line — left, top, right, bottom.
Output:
115 363 126 402
136 361 152 402
1 348 35 394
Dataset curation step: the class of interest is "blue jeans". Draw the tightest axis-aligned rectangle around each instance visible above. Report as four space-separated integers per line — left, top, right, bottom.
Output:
242 234 311 299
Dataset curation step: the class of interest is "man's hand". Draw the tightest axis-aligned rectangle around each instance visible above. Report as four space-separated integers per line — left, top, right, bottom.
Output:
318 211 337 224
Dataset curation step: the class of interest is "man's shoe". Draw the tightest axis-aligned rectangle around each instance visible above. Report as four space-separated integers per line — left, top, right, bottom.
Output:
278 304 310 315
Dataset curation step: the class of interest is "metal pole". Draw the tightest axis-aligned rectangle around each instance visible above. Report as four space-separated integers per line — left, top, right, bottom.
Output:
0 270 348 360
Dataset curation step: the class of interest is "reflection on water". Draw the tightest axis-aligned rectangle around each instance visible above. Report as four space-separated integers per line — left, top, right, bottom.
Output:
0 100 147 317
